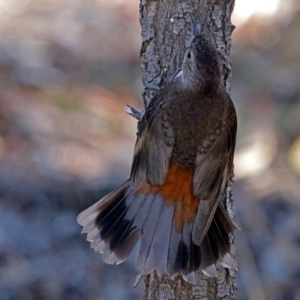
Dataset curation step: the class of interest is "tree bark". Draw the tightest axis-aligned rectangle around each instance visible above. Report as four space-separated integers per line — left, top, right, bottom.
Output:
139 0 237 299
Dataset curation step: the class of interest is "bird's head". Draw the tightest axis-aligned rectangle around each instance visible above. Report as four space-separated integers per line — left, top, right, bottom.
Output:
181 14 222 90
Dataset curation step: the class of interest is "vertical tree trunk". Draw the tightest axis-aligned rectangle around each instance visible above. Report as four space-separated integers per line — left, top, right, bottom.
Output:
139 0 237 299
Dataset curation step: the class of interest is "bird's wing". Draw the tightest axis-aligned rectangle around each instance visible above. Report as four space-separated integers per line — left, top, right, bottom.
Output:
130 94 175 188
192 105 237 245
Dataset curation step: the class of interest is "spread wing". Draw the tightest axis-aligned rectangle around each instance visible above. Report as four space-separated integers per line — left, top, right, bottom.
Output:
192 106 237 245
130 96 174 188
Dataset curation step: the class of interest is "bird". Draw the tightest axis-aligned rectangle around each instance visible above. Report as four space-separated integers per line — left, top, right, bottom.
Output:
77 16 238 285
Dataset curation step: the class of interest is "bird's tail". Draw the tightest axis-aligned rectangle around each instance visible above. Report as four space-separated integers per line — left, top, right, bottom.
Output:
77 180 237 284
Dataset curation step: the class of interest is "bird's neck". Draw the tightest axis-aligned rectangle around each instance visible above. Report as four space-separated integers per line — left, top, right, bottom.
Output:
181 73 221 94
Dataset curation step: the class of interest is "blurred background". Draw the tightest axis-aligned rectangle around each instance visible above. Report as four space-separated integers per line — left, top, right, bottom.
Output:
0 0 299 299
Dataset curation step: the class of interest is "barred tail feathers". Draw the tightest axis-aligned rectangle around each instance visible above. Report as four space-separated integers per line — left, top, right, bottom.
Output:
200 205 238 275
77 180 141 264
77 182 237 282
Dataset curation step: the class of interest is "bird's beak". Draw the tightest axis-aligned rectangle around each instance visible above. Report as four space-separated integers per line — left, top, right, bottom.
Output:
182 54 187 69
189 13 199 36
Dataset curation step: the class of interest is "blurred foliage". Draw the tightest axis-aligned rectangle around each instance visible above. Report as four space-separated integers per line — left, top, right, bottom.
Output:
0 1 300 300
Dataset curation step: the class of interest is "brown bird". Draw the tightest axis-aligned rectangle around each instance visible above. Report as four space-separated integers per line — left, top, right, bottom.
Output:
77 17 238 284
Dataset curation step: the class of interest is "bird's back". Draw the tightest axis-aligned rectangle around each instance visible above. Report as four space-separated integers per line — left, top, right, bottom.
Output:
161 81 236 170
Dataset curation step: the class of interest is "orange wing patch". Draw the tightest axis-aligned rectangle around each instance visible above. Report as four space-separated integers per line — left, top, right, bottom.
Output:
135 164 200 231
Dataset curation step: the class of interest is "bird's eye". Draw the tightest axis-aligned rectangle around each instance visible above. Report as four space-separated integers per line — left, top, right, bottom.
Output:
187 52 191 59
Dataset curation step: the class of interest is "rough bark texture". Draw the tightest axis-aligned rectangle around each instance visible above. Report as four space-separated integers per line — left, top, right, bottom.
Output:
139 0 237 299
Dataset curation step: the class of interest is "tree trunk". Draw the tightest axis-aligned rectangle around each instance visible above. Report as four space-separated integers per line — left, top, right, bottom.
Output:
139 0 237 299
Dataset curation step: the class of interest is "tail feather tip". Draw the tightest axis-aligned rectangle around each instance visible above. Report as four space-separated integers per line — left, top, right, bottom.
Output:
202 264 218 277
221 253 238 271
